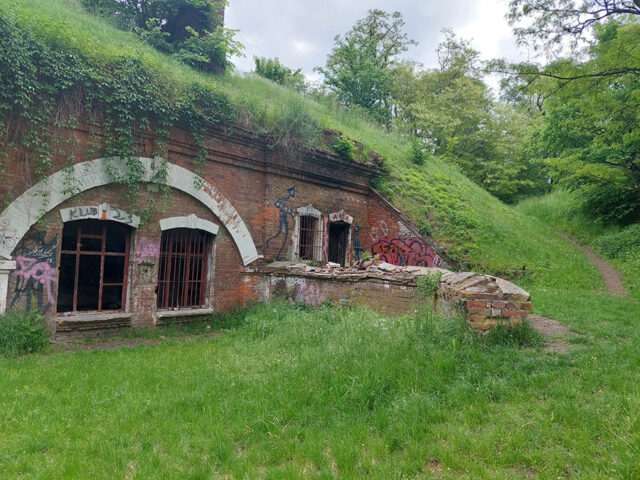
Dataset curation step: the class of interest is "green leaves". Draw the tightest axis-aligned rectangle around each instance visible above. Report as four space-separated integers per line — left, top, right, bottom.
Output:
526 20 640 224
316 9 416 125
253 56 306 93
81 0 242 73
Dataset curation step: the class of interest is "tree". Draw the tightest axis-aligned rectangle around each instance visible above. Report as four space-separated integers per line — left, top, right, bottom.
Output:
316 9 417 124
392 32 544 202
508 0 640 54
253 57 306 92
82 0 243 72
525 20 640 223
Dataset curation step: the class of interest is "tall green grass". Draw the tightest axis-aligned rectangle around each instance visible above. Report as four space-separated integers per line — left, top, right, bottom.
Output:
0 310 48 357
517 190 640 300
1 300 640 478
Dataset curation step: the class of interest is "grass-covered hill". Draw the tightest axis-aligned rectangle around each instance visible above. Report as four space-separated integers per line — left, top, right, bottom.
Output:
4 3 640 478
0 0 600 294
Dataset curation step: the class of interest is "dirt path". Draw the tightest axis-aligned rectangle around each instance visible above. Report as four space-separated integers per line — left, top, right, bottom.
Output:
558 232 627 297
527 314 572 353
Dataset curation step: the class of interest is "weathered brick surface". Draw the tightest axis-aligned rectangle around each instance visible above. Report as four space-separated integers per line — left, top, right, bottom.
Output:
256 273 423 317
0 121 446 335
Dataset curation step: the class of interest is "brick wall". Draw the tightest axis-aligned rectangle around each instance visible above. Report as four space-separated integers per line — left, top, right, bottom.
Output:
0 120 446 335
251 272 422 317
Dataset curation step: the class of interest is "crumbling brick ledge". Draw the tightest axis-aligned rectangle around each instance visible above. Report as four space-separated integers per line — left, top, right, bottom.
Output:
249 261 532 331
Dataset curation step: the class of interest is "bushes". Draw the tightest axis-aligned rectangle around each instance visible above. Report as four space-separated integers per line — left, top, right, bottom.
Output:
0 310 49 357
595 223 640 258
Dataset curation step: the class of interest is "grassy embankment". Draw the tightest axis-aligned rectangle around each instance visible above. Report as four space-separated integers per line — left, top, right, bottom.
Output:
1 1 640 478
518 190 640 301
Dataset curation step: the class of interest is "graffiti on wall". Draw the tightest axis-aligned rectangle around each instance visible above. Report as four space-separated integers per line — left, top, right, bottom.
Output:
265 186 295 261
10 232 59 313
60 203 141 228
294 280 328 306
0 219 18 250
134 237 160 264
371 237 439 267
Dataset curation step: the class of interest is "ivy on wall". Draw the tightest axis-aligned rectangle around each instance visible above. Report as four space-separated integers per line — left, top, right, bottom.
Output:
0 12 235 217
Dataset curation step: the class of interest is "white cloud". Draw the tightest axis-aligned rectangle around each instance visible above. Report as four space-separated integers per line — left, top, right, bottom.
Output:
226 0 525 82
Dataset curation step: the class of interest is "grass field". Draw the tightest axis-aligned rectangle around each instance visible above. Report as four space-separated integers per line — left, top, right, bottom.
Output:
2 2 640 477
1 296 640 479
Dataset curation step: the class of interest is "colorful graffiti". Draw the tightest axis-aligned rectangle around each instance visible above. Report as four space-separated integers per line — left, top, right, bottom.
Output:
265 186 295 261
371 237 439 267
0 219 18 250
10 232 58 313
134 237 160 264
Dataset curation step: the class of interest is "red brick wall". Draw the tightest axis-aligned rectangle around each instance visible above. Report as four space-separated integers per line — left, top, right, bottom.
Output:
1 121 445 332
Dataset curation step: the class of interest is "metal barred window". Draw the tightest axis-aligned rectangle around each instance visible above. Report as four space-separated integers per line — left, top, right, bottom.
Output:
57 220 130 313
157 229 211 309
298 215 322 261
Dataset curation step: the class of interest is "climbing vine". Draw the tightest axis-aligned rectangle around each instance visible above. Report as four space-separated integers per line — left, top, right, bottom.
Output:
0 9 236 219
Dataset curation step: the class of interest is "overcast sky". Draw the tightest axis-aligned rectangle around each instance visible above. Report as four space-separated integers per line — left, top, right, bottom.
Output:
226 0 529 86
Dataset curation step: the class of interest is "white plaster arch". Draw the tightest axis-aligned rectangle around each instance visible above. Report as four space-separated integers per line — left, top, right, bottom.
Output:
159 214 219 236
0 157 259 265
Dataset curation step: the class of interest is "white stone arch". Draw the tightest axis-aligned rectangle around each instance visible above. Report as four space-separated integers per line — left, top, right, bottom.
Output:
0 157 259 265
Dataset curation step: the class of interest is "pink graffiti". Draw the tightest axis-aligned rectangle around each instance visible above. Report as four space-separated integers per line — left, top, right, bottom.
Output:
13 256 57 304
0 219 17 249
295 281 328 306
371 237 439 267
135 237 160 263
329 211 353 224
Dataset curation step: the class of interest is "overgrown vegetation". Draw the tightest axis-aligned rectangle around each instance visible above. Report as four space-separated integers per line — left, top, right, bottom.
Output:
0 2 235 215
253 56 306 92
416 270 442 299
81 0 243 73
2 299 640 477
0 310 48 357
517 190 640 300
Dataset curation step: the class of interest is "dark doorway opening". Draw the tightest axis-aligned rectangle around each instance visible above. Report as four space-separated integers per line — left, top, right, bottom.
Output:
328 222 349 266
57 220 130 313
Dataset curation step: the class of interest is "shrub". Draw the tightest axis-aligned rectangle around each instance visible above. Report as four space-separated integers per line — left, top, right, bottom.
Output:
416 270 442 299
595 223 640 258
409 136 425 165
0 310 49 357
332 134 356 160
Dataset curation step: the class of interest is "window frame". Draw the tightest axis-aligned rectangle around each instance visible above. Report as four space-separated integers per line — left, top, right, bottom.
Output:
56 220 131 313
293 205 324 263
156 228 213 310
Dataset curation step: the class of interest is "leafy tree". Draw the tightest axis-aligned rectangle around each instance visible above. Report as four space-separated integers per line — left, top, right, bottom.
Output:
508 0 640 54
253 56 306 92
393 32 544 202
82 0 243 72
316 9 417 124
526 20 640 223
